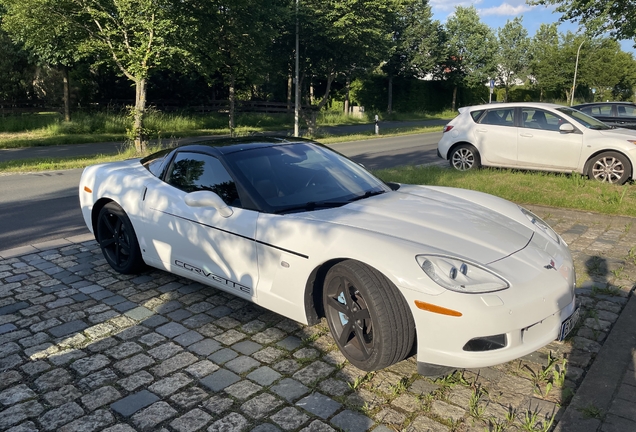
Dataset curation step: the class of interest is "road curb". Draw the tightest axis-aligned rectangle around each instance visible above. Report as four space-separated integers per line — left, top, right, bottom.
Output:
0 232 94 259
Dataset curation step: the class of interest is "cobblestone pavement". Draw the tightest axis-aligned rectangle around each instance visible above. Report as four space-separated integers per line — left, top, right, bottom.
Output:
1 205 635 432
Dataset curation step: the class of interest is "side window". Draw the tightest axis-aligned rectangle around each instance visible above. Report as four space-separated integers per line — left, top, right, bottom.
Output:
470 110 485 122
521 108 563 131
617 105 636 117
166 152 241 206
479 109 514 126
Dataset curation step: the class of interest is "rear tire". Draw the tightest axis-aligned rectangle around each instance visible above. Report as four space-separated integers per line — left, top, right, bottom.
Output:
450 144 481 171
323 260 415 371
587 151 631 184
96 202 144 274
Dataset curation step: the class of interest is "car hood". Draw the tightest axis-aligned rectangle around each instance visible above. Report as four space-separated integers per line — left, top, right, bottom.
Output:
299 185 533 264
598 127 636 138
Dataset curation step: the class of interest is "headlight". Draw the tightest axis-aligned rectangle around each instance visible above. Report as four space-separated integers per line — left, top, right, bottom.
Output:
416 255 509 294
520 207 560 244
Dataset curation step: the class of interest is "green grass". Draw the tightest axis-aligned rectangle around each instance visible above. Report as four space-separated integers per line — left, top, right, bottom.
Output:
0 109 453 149
375 165 636 216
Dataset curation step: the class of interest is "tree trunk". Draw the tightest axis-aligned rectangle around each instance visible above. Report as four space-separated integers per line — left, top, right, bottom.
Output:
387 75 393 115
452 86 458 112
344 76 350 115
229 74 236 137
504 86 509 103
133 78 147 153
62 66 71 122
287 72 292 113
309 76 314 105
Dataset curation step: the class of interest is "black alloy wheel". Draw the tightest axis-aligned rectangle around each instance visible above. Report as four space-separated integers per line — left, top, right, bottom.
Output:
96 202 144 274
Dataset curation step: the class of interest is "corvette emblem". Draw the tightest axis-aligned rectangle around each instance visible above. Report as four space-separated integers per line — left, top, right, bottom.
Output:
544 259 556 270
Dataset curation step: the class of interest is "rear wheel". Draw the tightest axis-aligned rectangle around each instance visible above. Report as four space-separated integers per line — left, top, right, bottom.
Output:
587 152 631 184
96 202 144 274
323 260 415 371
450 144 481 171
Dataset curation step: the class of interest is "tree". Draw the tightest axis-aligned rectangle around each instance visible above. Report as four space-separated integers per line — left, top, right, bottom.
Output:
531 0 636 46
185 0 289 136
383 0 444 113
441 6 497 110
577 38 636 101
1 0 84 121
0 27 33 103
528 23 568 100
496 17 530 102
297 0 399 129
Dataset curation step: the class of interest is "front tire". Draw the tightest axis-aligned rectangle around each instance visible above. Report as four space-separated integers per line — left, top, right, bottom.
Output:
96 202 144 274
450 144 481 171
323 260 415 371
587 152 631 184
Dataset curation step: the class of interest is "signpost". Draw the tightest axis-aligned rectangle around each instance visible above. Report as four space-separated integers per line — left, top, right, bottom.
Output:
489 79 494 103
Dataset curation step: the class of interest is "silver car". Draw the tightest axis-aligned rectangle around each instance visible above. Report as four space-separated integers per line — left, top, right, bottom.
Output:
437 102 636 184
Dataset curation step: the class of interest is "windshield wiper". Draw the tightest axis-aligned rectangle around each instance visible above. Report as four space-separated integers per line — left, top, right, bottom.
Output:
275 201 348 214
348 190 386 203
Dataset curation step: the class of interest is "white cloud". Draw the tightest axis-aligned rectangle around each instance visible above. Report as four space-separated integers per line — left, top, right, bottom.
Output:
479 3 533 16
430 0 482 13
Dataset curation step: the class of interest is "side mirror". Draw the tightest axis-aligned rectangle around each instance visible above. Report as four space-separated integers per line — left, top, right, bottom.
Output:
184 190 233 218
559 123 575 133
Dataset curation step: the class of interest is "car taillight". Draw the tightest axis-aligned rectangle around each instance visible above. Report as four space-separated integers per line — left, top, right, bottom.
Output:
443 125 454 133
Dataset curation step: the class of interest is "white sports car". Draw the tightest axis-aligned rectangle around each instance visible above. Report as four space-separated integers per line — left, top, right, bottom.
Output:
79 137 578 374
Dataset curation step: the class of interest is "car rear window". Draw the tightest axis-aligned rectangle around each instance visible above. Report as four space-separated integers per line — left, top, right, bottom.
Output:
470 110 485 122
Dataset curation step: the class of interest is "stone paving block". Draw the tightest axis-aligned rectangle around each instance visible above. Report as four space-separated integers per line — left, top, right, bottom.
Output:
253 424 283 432
140 314 170 327
131 401 178 430
0 323 18 334
299 420 336 432
148 373 193 397
118 370 155 392
151 352 198 376
148 342 183 360
43 385 82 407
156 322 189 338
38 401 84 431
86 337 118 353
225 380 263 400
277 336 302 351
124 307 154 321
139 332 167 347
0 301 29 315
331 410 374 432
271 406 310 430
0 384 37 406
252 328 287 344
169 408 212 432
81 385 122 411
5 420 40 432
225 355 261 374
296 392 342 419
105 341 143 360
71 354 110 376
181 313 213 328
271 378 310 403
241 393 284 420
184 360 220 379
232 340 262 355
207 412 248 432
49 348 87 366
247 366 282 386
34 368 71 392
167 308 193 322
200 368 241 392
115 325 150 340
174 330 204 347
0 341 20 358
170 387 210 409
188 338 222 356
292 361 335 385
114 353 155 374
77 368 118 391
110 390 160 417
57 408 115 432
0 400 44 430
208 348 238 364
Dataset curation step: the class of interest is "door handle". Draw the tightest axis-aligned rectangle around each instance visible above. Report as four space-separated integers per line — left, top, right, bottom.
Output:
477 129 487 133
520 133 533 137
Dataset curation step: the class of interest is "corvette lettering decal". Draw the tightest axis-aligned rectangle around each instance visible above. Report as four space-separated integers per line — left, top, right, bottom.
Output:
175 260 252 295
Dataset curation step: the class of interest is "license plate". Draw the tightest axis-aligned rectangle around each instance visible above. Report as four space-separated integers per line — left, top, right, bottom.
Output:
558 307 580 341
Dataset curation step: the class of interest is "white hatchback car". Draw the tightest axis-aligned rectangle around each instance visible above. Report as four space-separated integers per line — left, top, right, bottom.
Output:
437 102 636 184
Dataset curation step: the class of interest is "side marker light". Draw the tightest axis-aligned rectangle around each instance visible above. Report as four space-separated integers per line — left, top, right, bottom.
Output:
414 300 463 317
84 186 92 193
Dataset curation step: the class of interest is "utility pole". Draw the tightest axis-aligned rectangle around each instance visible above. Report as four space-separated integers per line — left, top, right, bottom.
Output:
294 0 300 137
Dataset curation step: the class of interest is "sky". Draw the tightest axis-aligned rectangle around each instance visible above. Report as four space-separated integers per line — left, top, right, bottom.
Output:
429 0 636 54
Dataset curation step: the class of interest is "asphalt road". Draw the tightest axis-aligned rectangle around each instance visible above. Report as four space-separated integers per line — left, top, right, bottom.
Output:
0 132 443 250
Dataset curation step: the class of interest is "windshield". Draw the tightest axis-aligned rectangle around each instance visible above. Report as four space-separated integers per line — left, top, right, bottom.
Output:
557 107 612 130
224 142 390 213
